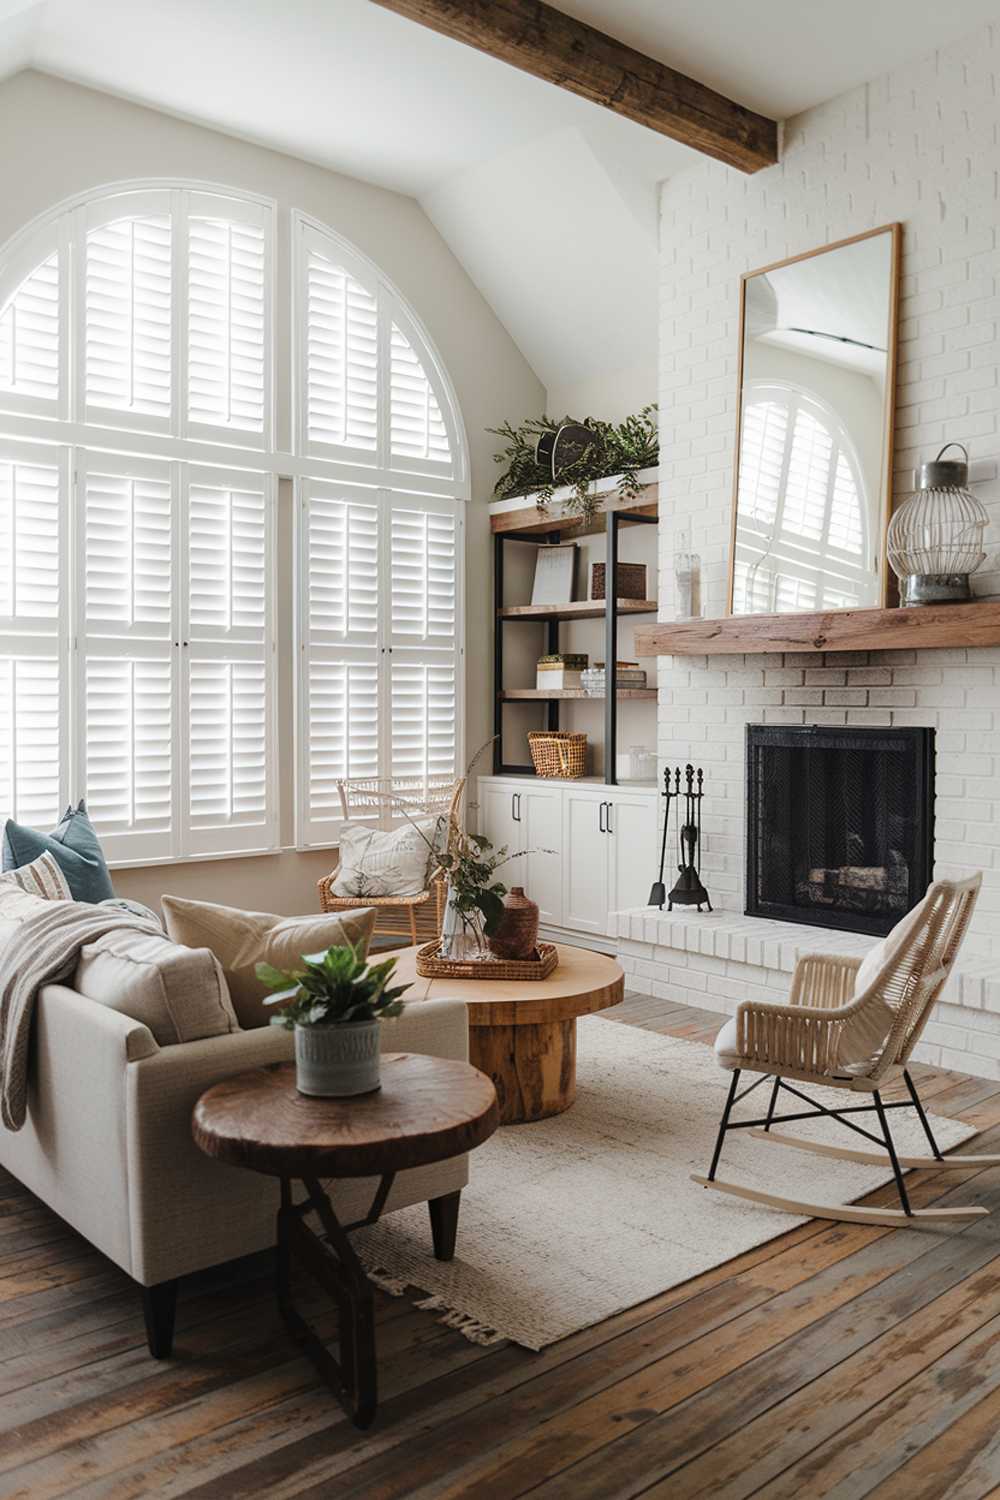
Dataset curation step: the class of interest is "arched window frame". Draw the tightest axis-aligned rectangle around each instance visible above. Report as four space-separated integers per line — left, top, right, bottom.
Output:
290 213 468 849
0 181 469 862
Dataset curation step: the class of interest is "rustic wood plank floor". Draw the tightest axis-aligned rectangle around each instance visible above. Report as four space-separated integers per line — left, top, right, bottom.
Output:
3 995 1000 1499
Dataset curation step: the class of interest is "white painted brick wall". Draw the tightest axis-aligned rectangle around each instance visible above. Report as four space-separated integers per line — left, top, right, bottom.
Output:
644 22 1000 1078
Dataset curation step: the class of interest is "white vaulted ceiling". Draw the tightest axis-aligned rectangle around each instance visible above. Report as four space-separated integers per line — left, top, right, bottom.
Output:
0 0 996 404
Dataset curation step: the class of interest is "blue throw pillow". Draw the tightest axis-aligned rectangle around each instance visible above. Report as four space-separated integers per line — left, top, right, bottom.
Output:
2 801 115 903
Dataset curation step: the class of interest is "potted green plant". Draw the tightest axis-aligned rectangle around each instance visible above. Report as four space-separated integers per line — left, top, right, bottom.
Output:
488 404 658 524
437 828 514 960
257 942 410 1097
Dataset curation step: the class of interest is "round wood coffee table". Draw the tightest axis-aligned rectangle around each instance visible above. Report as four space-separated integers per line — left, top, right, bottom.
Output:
390 943 624 1125
192 1053 498 1429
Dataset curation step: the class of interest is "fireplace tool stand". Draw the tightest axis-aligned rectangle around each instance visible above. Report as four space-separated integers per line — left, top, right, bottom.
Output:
649 764 711 912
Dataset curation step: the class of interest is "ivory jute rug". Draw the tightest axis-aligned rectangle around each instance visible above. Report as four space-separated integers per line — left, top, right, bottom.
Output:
353 1015 977 1351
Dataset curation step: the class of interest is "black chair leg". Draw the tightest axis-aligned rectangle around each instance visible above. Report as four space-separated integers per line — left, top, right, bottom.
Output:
764 1076 781 1131
707 1069 741 1182
428 1191 461 1261
873 1091 912 1217
903 1069 944 1160
142 1279 178 1358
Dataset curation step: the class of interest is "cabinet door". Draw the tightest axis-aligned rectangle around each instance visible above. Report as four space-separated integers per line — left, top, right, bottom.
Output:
562 789 609 935
520 785 563 926
607 791 658 915
478 782 525 886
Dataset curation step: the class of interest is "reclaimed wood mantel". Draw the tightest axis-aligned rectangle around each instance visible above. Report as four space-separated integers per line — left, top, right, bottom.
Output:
634 600 1000 656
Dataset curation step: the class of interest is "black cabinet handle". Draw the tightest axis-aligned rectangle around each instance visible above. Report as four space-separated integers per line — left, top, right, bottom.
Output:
599 800 606 833
606 801 614 834
512 792 521 822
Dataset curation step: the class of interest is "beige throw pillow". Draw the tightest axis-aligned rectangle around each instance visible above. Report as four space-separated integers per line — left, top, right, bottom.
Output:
161 896 377 1030
75 929 239 1047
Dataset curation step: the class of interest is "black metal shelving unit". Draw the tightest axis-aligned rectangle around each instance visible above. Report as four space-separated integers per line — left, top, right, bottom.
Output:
493 504 658 783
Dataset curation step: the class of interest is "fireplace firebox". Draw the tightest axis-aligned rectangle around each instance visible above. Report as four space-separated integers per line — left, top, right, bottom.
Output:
745 725 934 937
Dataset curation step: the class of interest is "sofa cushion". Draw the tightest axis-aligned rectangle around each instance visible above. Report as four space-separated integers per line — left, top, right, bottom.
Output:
852 890 933 1000
0 851 71 901
3 801 114 903
74 927 239 1047
160 896 377 1030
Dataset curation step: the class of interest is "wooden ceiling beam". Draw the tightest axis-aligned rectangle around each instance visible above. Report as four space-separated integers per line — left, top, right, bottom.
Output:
368 0 778 173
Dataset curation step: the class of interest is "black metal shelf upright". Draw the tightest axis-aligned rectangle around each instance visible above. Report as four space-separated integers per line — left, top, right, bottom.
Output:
492 505 657 783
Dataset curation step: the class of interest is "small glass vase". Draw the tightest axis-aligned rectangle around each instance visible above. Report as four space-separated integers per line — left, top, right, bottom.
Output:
440 883 489 961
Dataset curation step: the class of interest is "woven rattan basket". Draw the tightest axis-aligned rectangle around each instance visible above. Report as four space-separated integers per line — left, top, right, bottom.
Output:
415 940 559 981
527 730 587 778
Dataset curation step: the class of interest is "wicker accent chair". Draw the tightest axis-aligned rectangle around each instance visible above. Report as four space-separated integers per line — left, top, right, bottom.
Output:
694 874 999 1227
317 776 465 947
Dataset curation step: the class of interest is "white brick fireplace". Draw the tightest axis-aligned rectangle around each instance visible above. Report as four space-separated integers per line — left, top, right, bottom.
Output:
613 21 1000 1080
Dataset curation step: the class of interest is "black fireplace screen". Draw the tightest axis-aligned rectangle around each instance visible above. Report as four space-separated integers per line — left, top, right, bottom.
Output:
745 725 934 937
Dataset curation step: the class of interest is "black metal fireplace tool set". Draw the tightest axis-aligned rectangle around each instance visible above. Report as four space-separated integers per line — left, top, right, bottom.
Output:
649 764 712 912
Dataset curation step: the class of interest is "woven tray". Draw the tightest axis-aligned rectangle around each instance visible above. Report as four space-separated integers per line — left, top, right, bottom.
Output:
415 940 559 981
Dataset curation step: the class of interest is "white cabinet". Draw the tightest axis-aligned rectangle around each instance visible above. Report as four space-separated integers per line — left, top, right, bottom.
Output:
478 781 564 925
477 777 657 942
562 787 609 935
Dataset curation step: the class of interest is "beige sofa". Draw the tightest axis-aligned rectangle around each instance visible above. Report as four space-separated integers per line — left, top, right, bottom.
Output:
0 978 470 1359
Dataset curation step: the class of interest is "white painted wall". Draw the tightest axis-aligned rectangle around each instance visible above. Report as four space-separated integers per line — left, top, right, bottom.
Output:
647 19 1000 1077
0 68 545 913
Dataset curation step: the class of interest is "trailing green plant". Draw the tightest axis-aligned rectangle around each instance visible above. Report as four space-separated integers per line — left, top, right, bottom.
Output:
436 829 517 938
257 942 410 1028
488 404 658 523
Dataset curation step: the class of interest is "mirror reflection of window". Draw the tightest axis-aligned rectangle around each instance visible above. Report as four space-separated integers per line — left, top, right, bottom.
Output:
729 227 898 615
734 383 871 613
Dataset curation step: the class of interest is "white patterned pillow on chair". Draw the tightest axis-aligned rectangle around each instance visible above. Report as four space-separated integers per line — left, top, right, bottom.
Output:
331 818 440 899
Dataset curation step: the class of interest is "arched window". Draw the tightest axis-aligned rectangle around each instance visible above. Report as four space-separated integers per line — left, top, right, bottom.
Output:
0 185 466 862
292 215 465 847
734 382 872 614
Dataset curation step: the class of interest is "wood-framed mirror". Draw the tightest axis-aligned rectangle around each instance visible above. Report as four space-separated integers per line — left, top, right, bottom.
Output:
727 224 901 616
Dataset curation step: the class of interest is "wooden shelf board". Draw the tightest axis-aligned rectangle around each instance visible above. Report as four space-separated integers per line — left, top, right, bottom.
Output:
502 688 657 701
491 485 658 537
499 599 657 621
634 599 1000 656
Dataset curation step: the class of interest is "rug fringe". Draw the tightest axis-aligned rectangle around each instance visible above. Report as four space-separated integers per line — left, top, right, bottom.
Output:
414 1295 503 1345
365 1266 408 1297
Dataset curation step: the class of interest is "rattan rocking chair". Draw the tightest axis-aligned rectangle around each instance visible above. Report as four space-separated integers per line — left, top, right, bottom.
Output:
694 874 998 1228
317 775 465 947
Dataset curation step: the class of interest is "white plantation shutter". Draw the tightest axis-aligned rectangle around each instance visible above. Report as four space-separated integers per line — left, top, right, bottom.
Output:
390 662 457 783
0 252 60 405
83 657 172 845
78 455 174 860
391 503 457 643
0 657 63 828
184 468 275 854
298 481 381 844
0 453 61 625
304 247 378 452
188 210 267 436
83 468 172 634
297 485 462 844
0 443 65 828
188 480 267 636
390 323 451 464
85 213 172 423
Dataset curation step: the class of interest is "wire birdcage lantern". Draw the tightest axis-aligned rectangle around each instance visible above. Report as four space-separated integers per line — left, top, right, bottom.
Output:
887 443 989 606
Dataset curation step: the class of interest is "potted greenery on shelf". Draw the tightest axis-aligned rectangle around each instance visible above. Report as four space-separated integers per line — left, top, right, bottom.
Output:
258 943 411 1097
489 404 658 524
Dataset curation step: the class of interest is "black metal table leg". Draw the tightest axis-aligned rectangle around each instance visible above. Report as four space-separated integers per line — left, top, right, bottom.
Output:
276 1174 390 1429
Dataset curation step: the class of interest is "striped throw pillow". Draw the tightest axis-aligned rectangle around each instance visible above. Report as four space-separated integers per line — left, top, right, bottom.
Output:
0 851 72 901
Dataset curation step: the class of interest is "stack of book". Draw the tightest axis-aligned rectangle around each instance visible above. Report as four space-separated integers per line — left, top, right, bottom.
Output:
581 661 647 696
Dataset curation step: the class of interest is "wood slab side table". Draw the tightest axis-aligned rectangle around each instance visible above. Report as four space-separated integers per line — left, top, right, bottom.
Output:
389 943 624 1124
192 1053 498 1429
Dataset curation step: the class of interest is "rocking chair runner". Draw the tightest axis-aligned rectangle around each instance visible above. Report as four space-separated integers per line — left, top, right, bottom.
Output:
317 776 465 947
694 874 999 1228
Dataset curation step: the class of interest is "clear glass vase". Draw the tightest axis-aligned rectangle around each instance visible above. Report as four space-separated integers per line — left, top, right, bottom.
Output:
440 883 489 961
